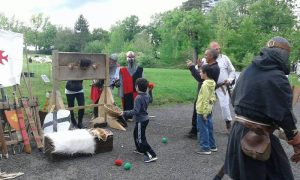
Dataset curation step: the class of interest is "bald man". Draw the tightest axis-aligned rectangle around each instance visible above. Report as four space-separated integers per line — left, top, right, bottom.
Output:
118 51 144 120
210 42 236 131
186 48 220 139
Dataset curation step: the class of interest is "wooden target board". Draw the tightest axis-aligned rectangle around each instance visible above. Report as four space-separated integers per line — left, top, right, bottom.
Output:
52 51 108 81
51 51 109 111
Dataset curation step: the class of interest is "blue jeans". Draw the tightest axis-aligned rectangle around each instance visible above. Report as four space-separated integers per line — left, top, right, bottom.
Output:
197 114 216 151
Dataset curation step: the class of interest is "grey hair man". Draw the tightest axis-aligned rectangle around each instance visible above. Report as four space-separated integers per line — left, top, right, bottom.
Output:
210 42 236 131
185 48 220 139
109 53 120 89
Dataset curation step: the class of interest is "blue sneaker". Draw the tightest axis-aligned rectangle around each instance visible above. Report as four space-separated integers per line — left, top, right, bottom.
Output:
196 149 211 155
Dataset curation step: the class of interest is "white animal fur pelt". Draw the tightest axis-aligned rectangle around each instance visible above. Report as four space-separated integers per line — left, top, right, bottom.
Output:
45 129 96 155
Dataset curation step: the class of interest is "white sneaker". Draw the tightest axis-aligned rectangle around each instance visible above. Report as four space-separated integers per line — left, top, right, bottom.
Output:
144 155 158 163
133 149 143 155
210 148 218 152
196 150 211 155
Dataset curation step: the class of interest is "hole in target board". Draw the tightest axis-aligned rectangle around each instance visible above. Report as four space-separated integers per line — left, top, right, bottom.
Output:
79 59 92 70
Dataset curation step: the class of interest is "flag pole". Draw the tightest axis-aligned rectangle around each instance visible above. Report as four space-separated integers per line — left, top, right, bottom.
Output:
0 86 8 158
23 44 43 138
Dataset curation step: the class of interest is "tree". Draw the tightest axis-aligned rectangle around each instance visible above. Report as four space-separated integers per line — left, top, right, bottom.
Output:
131 30 157 67
74 14 90 51
91 28 109 43
157 9 188 65
54 27 77 52
0 13 9 30
249 0 295 33
30 13 49 52
120 15 143 42
288 30 300 63
105 26 126 53
105 15 144 53
232 0 257 15
84 40 105 53
147 14 164 59
181 0 203 11
177 9 211 62
39 22 57 54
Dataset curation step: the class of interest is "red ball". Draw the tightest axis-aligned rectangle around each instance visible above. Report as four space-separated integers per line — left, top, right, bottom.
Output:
115 159 123 166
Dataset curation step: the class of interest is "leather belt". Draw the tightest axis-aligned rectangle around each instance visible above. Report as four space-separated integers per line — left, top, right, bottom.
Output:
235 115 274 134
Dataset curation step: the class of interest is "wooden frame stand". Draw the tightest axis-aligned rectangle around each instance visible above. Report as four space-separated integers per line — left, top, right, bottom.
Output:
50 51 125 130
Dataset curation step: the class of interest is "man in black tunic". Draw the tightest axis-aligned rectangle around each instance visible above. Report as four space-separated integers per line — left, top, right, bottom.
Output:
223 37 300 180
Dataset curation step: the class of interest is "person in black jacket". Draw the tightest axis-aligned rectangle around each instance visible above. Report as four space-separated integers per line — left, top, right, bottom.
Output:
186 48 220 139
65 80 85 129
222 37 299 180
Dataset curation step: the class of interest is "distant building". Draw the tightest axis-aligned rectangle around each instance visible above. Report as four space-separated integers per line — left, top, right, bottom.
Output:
202 0 219 13
293 1 300 24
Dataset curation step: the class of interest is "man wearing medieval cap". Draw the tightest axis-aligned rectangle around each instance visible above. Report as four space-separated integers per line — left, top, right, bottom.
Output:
217 37 299 180
118 51 144 120
90 53 120 118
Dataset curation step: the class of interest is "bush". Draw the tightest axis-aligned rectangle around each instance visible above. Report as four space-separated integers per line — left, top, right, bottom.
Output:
136 52 157 67
117 51 158 67
83 40 104 53
230 52 254 71
118 52 127 66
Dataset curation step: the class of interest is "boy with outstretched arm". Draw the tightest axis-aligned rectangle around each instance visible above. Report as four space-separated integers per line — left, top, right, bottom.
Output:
122 78 157 163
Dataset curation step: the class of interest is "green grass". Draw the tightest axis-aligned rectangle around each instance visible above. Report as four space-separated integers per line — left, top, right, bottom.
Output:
289 73 300 87
6 61 299 112
3 62 198 111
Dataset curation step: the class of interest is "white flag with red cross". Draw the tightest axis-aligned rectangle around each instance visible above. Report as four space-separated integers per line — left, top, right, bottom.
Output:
0 30 23 87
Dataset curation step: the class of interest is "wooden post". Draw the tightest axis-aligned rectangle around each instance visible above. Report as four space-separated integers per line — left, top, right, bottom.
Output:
0 87 8 158
52 50 59 110
0 115 8 159
104 54 109 123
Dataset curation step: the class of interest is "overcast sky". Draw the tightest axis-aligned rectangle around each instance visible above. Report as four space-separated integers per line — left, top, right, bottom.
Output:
0 0 186 30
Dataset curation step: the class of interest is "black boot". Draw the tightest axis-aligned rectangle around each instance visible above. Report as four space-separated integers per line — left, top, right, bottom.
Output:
225 121 231 131
77 123 83 129
185 128 197 139
77 119 85 129
71 119 78 128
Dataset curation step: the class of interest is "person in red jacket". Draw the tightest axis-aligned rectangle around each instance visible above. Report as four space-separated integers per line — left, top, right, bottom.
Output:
118 51 144 120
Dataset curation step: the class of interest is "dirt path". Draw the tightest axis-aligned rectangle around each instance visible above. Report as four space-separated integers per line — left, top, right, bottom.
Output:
0 102 299 180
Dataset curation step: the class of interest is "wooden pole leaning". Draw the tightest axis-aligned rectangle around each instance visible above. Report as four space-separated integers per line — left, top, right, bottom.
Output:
0 115 8 159
0 87 8 158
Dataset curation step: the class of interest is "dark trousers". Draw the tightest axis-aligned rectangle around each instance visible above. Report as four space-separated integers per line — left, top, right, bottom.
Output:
66 93 85 126
134 120 156 157
190 99 198 134
93 99 99 118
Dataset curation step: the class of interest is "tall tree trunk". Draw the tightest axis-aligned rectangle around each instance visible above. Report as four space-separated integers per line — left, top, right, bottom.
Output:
35 32 38 53
193 47 198 64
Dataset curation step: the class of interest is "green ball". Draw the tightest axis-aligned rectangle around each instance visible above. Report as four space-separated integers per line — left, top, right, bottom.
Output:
124 162 132 170
162 137 167 144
